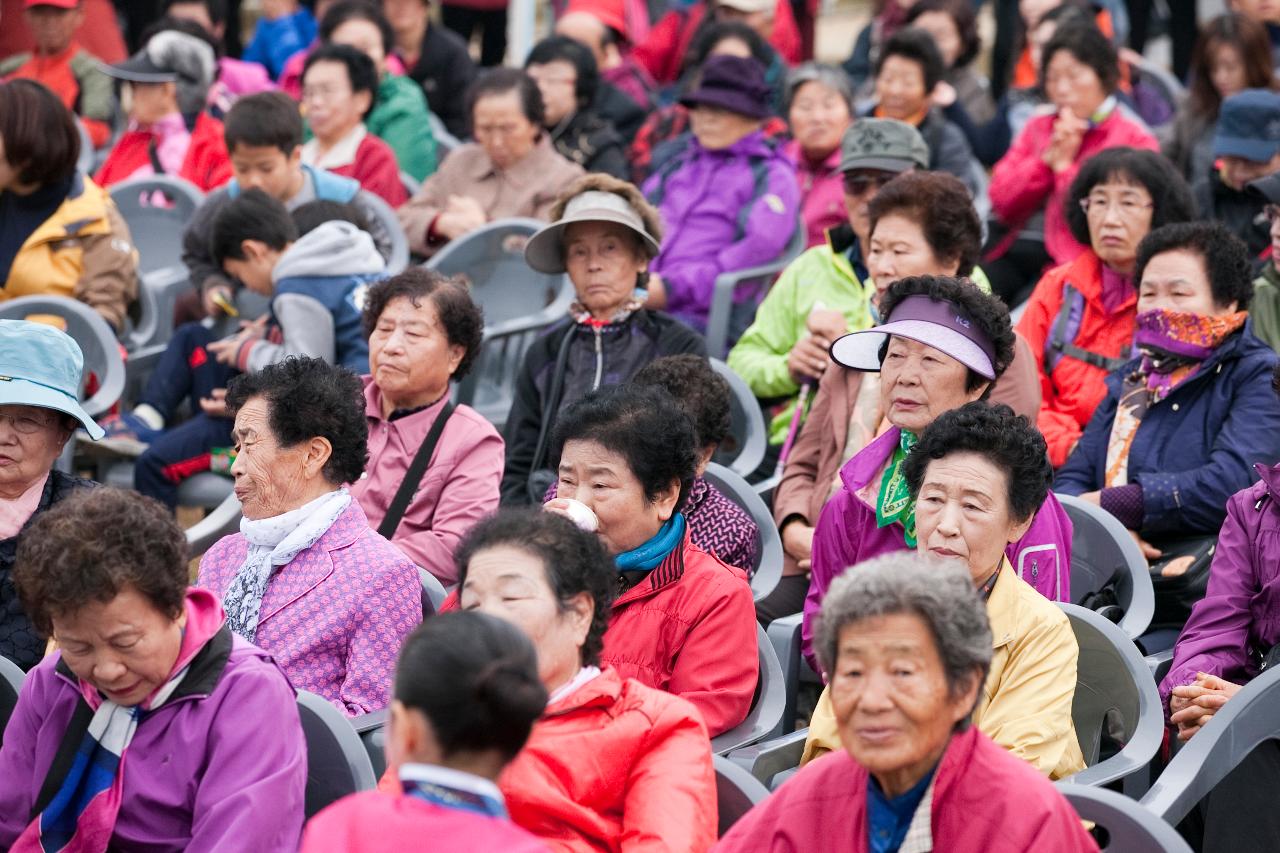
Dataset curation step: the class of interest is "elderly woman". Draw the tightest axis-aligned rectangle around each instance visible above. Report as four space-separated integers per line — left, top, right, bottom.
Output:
987 21 1157 305
1017 147 1196 468
784 64 854 248
451 509 717 850
907 0 994 125
397 67 585 258
759 173 1043 622
95 29 232 192
0 320 102 671
302 612 549 851
642 53 800 333
803 402 1085 780
350 269 502 585
301 44 408 207
1056 222 1280 585
197 356 421 715
525 35 628 178
500 173 705 506
797 274 1071 667
716 554 1098 852
0 79 138 333
0 488 306 850
545 384 758 736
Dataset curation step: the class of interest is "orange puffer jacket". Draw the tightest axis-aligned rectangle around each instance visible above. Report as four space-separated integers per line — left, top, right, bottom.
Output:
1017 250 1138 468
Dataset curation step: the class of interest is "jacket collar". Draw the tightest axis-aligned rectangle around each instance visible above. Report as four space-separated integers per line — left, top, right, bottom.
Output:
839 425 901 495
255 502 369 626
464 135 561 186
984 559 1021 651
1256 461 1280 498
1103 319 1261 395
361 374 450 432
542 665 624 717
613 532 689 608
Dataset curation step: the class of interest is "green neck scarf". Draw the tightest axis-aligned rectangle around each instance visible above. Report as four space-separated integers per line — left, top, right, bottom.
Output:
875 430 919 547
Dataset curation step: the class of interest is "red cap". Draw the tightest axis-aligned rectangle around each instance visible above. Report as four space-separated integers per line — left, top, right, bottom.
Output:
24 0 80 8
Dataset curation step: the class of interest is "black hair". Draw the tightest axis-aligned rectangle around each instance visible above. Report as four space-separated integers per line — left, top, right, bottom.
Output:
361 268 485 380
209 187 298 263
303 43 380 120
876 27 945 94
1065 147 1196 247
455 509 617 668
904 402 1051 524
163 0 228 28
291 199 371 236
223 91 304 154
465 67 546 128
319 0 395 56
869 171 982 277
526 34 600 109
0 79 79 187
632 355 731 450
905 0 981 69
140 14 223 57
1040 20 1120 94
879 275 1017 391
685 20 776 78
1133 222 1256 312
552 384 699 510
225 356 369 485
395 611 547 762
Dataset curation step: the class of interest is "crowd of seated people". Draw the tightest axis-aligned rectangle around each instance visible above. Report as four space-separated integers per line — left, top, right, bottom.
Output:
9 0 1280 849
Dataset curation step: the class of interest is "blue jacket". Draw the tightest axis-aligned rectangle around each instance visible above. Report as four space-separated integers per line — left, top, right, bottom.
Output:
1055 324 1280 537
243 9 316 80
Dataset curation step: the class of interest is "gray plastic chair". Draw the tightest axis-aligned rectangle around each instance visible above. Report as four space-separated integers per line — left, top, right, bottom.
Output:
428 112 462 161
352 708 390 780
765 611 823 735
108 175 205 276
709 359 767 480
1058 783 1191 853
75 118 95 176
727 727 808 789
711 624 787 756
0 654 25 748
704 217 806 359
1141 662 1280 827
418 567 448 616
126 265 190 351
714 754 771 837
702 462 782 603
1060 603 1163 797
1057 492 1155 640
359 190 409 275
297 690 377 818
185 490 243 558
0 295 125 418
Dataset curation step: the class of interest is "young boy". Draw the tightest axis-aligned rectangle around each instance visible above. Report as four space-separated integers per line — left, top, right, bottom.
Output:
0 0 114 147
181 90 394 323
117 195 385 507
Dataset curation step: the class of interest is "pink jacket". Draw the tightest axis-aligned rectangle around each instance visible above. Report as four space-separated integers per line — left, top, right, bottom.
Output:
349 378 503 584
197 501 421 715
989 108 1158 266
784 140 846 249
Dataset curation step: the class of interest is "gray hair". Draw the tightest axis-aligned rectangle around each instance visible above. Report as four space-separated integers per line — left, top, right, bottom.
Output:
785 63 855 117
816 552 993 703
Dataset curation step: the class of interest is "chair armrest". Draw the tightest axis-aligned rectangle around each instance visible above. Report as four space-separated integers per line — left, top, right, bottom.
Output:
350 709 389 734
727 728 808 787
1146 649 1174 682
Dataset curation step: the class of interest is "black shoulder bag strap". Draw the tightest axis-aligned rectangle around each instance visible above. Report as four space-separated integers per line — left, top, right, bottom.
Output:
1048 282 1132 372
377 402 455 540
526 326 577 490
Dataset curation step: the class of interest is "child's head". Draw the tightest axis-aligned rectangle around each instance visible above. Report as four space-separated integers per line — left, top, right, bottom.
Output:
388 611 547 776
24 0 83 56
210 188 297 295
223 91 306 201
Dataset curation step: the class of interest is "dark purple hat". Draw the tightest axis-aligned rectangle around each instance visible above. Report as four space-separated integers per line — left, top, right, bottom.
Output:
830 294 997 379
679 55 772 120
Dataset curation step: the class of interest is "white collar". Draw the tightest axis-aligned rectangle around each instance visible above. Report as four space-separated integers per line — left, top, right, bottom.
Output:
302 124 367 170
399 762 506 804
548 665 602 704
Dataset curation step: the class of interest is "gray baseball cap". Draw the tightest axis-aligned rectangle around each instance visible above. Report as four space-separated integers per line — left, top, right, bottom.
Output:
838 118 930 174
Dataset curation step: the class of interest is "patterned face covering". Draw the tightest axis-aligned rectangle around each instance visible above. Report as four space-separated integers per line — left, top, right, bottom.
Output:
875 430 919 547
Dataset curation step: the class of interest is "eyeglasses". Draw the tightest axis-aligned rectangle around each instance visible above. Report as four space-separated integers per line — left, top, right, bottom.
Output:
1078 197 1154 217
1265 204 1280 224
0 410 57 435
843 171 896 196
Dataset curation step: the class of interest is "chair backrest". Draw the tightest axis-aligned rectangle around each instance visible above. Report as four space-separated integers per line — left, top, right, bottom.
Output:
296 690 377 818
75 119 95 176
351 708 389 780
714 754 771 837
701 462 782 603
418 567 448 616
1057 783 1191 852
709 358 767 481
428 112 462 161
108 176 205 276
126 266 190 351
0 295 125 418
705 217 806 359
711 623 787 755
1057 492 1155 639
1141 661 1280 826
1059 603 1164 795
0 654 26 748
359 190 409 275
185 490 243 558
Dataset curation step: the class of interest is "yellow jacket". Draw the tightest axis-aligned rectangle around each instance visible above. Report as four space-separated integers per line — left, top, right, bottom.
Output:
2 174 138 331
802 559 1086 780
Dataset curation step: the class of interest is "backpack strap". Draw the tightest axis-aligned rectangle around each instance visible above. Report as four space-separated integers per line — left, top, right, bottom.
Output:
734 156 773 242
1046 282 1131 372
376 402 455 540
644 144 690 209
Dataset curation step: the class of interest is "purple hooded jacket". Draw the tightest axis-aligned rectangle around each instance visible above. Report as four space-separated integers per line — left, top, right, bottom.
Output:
802 427 1073 671
0 590 306 851
643 130 800 330
1159 463 1280 713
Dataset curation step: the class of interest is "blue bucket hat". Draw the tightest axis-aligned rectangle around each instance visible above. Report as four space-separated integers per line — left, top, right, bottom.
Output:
0 320 105 439
1213 89 1280 163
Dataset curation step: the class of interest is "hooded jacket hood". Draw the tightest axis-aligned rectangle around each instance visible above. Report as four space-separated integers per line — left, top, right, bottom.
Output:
272 220 384 284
